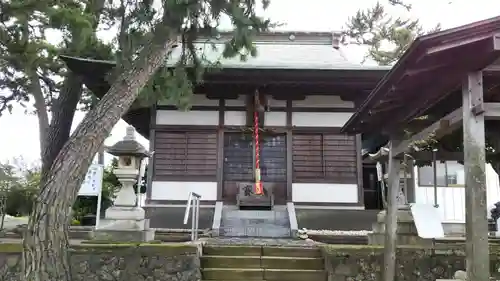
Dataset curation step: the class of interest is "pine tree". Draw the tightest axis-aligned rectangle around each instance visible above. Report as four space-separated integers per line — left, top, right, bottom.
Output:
20 0 272 280
343 0 440 65
0 0 114 184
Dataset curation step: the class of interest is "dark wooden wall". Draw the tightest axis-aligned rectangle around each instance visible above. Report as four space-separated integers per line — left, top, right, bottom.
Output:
153 131 217 181
292 133 357 184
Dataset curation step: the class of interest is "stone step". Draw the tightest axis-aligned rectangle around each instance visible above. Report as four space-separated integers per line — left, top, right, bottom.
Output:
203 245 322 258
262 246 322 258
220 207 291 238
219 226 291 238
223 210 288 218
201 256 324 270
204 245 262 256
202 268 326 281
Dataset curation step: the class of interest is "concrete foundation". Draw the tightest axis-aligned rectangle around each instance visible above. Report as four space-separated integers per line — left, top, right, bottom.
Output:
368 209 433 246
93 207 155 242
91 229 155 242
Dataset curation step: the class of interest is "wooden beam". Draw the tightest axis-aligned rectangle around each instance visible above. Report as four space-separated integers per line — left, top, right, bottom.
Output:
462 71 489 281
383 140 401 281
484 102 500 119
392 107 463 157
426 34 492 55
365 151 465 162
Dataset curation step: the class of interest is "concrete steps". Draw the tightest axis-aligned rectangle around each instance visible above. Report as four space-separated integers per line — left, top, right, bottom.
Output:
201 245 326 281
220 205 291 238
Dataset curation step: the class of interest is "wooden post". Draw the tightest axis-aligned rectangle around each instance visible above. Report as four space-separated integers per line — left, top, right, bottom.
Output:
383 140 401 281
462 71 489 281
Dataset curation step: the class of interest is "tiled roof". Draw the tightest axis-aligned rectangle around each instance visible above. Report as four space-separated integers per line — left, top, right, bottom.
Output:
166 31 386 70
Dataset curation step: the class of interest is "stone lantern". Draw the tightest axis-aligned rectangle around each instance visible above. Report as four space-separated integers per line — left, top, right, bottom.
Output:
106 126 149 207
93 126 154 242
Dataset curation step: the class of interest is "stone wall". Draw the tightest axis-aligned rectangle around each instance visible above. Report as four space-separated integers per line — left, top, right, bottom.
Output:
322 245 500 281
0 243 201 281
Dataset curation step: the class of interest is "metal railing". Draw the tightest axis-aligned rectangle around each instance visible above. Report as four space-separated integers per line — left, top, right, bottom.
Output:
183 192 201 241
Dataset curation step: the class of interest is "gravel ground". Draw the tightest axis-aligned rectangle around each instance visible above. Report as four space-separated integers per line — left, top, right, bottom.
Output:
1 216 28 230
306 229 372 236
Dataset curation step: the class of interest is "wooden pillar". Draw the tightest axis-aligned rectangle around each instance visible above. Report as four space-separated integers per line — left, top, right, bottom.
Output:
285 99 293 201
462 71 489 281
145 104 156 203
216 99 225 201
383 139 401 281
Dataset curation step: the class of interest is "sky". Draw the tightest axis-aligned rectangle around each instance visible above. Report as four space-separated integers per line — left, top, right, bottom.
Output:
1 0 499 167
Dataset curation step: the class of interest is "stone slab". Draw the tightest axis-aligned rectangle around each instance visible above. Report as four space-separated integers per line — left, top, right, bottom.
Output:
98 218 149 231
104 206 145 220
91 229 155 242
220 206 291 238
202 268 263 280
203 245 262 256
201 256 261 269
261 257 324 270
262 247 322 258
263 269 326 281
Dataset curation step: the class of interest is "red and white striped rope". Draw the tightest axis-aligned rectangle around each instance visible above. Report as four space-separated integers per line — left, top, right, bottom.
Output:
254 95 262 195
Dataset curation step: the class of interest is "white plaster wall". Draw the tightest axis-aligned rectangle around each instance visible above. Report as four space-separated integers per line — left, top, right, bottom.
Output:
156 110 218 125
264 112 287 126
292 112 353 127
414 164 500 223
224 111 246 126
292 183 358 203
292 95 354 108
151 181 217 201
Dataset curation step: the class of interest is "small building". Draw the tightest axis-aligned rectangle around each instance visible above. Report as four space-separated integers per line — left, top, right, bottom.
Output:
341 16 500 235
363 144 500 234
63 31 392 236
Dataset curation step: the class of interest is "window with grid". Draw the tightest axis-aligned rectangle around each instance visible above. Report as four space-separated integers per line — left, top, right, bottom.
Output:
223 133 254 181
292 133 357 183
260 134 286 182
154 131 217 179
223 132 287 182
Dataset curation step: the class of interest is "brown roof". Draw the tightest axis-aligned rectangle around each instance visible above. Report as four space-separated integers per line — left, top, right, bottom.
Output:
341 16 500 135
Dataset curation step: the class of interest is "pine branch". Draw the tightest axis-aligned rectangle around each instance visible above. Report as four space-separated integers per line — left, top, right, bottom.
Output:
0 92 16 115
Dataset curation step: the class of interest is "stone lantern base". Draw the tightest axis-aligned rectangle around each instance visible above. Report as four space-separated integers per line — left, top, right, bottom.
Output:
368 207 433 246
91 206 155 242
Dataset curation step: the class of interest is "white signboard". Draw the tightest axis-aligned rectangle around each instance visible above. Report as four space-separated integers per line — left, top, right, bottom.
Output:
411 203 445 239
376 162 383 182
78 164 104 228
80 164 104 196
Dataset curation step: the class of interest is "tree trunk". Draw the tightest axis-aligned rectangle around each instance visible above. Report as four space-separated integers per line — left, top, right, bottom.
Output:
22 37 176 281
40 73 83 182
28 70 50 155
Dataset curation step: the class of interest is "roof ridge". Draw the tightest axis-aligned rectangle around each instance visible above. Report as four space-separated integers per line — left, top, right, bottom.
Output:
196 31 343 46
